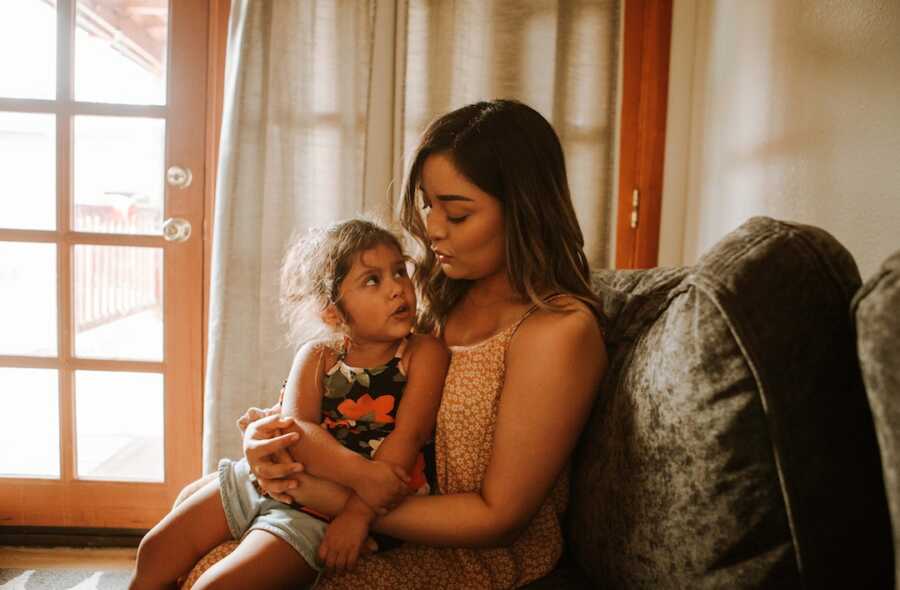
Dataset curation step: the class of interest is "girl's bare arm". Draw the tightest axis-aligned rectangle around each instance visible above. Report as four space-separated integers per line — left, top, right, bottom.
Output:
367 334 448 479
272 341 410 511
331 334 449 518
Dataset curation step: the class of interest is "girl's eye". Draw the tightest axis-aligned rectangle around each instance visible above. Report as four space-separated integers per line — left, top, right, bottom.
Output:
364 276 379 286
394 267 408 278
447 215 468 224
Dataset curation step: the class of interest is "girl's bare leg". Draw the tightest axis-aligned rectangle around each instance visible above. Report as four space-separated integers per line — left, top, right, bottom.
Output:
173 472 218 509
190 529 317 590
130 478 232 590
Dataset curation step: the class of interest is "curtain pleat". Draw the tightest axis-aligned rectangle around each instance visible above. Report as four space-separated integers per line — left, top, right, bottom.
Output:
204 0 375 470
398 0 620 265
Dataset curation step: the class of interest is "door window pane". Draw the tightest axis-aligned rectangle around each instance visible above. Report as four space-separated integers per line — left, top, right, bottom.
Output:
73 245 163 361
0 0 56 100
0 368 60 478
0 242 57 357
0 112 56 231
75 371 164 482
73 116 165 235
75 0 168 105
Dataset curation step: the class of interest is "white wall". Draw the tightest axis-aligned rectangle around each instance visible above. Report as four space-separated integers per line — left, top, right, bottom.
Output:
660 0 900 279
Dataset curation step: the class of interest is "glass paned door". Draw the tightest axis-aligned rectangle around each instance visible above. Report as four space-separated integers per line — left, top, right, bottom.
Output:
0 0 208 529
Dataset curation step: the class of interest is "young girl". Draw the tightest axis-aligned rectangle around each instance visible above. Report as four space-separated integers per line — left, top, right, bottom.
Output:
130 219 450 590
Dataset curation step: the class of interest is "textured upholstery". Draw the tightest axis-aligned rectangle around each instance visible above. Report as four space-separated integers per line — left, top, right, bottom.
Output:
854 249 900 590
563 217 892 588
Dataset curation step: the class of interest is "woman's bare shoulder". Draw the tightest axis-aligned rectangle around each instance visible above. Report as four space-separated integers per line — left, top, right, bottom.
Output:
511 295 604 356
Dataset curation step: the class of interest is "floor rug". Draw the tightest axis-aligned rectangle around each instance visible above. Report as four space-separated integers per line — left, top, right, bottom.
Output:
0 568 132 589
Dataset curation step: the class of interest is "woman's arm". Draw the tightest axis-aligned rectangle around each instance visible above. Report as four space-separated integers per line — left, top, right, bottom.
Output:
280 303 606 548
373 303 606 547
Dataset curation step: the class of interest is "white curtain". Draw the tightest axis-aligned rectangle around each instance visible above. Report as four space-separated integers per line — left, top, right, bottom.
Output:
204 0 376 469
204 0 619 471
395 0 621 265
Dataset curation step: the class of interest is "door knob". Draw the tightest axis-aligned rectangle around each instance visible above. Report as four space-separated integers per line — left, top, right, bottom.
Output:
162 218 192 242
166 165 192 189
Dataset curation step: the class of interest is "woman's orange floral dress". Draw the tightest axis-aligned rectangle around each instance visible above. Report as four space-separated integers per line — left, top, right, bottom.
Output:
317 314 569 590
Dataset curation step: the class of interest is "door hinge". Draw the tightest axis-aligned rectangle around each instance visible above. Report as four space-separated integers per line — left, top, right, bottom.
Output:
630 188 640 229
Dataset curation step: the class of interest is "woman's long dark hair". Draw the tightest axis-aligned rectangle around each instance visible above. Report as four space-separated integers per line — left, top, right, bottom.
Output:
400 99 602 331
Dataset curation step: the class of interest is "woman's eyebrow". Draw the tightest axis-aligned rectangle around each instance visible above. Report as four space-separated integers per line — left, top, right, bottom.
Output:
436 194 473 202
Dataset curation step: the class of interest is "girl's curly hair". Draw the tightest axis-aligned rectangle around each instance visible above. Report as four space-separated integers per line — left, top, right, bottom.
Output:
280 218 406 346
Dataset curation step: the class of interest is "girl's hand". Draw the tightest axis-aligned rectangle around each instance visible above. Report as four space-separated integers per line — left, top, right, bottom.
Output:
236 402 282 434
242 413 304 502
354 460 411 515
317 505 373 572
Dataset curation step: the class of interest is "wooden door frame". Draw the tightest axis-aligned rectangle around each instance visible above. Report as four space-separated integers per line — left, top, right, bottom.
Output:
615 0 673 269
0 0 209 529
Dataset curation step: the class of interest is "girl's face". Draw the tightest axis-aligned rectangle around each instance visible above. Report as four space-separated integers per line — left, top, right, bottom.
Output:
420 153 506 281
329 243 417 343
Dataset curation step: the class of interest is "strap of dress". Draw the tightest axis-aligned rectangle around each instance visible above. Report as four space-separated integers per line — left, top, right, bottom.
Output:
332 335 408 370
509 293 569 339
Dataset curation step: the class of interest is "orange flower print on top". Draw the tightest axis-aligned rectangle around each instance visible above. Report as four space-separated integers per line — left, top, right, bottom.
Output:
337 394 395 424
407 452 430 494
322 416 356 430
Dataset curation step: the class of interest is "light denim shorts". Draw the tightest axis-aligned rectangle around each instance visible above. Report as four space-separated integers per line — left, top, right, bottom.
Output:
218 457 326 574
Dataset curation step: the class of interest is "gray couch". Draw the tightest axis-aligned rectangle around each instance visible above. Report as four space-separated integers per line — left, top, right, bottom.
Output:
527 217 896 589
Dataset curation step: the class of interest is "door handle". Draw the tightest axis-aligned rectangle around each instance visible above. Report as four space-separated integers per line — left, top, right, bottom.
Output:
162 218 191 242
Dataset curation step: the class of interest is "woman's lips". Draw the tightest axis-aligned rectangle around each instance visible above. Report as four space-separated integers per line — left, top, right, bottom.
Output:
433 249 453 263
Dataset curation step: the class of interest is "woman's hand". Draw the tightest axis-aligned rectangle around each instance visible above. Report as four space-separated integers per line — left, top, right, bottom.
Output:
242 413 305 503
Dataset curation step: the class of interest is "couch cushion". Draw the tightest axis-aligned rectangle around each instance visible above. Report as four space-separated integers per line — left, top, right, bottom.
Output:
568 217 892 588
854 249 900 589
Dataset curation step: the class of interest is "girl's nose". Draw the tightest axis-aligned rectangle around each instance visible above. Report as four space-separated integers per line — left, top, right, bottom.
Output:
387 276 403 298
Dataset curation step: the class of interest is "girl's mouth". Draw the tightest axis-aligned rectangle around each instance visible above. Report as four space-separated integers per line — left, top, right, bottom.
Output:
392 304 412 318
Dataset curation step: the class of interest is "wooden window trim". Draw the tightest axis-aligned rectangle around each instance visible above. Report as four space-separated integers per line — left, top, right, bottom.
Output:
615 0 673 269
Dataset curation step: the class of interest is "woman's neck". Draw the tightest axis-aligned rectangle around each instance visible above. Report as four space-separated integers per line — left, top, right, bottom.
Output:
465 269 525 307
342 336 402 367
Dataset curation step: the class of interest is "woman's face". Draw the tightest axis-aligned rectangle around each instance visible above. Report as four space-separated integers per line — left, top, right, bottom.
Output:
420 153 506 281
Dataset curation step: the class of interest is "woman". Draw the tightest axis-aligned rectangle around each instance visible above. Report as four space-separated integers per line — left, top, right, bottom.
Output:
233 99 606 589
